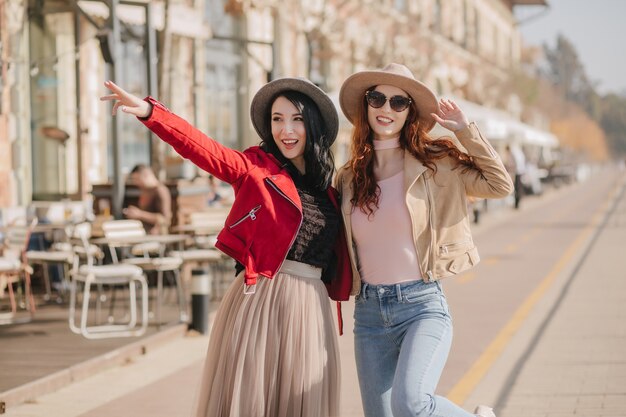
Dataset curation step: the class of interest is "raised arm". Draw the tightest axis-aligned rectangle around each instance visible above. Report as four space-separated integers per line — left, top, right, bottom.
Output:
101 81 253 184
431 99 514 198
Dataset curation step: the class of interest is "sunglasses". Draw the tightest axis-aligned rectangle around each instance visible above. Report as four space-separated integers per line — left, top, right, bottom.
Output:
365 90 412 112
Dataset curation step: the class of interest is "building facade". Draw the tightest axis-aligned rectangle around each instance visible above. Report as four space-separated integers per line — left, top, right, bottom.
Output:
0 0 546 209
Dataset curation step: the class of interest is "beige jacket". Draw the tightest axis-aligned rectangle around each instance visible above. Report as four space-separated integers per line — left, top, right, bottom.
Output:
336 122 514 296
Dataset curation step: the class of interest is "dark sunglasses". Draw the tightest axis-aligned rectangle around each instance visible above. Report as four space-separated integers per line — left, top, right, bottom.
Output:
365 90 412 112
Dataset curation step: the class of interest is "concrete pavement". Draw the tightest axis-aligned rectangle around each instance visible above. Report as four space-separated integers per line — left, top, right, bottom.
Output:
473 174 626 417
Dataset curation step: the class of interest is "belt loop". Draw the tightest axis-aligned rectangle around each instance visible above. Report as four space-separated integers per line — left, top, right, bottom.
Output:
396 284 402 302
361 282 368 300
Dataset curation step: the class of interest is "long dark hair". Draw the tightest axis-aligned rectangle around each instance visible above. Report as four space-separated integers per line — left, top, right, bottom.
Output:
348 90 478 215
260 90 335 191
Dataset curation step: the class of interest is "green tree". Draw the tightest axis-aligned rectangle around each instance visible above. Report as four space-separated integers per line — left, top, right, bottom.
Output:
599 93 626 155
543 34 598 115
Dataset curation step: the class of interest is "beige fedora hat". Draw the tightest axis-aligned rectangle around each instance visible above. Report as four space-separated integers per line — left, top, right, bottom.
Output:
339 63 439 132
250 77 339 144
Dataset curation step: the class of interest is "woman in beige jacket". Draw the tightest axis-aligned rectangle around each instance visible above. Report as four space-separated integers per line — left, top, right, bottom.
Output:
336 63 513 417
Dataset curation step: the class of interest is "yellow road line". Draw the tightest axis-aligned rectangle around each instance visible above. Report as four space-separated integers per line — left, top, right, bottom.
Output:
446 177 623 405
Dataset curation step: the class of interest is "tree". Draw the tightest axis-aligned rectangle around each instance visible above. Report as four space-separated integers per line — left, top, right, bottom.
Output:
541 34 626 157
543 34 595 109
599 93 626 155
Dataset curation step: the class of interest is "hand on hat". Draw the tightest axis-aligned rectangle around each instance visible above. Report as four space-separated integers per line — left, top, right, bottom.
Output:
431 99 469 132
100 80 151 118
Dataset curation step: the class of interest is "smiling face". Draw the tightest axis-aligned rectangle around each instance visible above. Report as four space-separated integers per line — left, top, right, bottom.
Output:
270 96 307 172
367 84 410 141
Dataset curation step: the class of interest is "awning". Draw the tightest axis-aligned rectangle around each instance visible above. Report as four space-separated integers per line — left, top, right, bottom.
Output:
431 97 559 148
430 97 516 141
511 122 559 147
77 0 212 39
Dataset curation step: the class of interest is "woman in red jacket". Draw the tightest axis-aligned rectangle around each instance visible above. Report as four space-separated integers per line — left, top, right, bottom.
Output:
101 77 352 417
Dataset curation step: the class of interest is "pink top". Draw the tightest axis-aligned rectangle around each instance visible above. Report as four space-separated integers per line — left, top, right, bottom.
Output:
351 171 423 285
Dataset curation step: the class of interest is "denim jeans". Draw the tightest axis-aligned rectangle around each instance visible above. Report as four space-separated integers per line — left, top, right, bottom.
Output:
353 280 475 417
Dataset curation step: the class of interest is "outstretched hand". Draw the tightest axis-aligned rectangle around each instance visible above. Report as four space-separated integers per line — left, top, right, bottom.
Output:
430 99 469 132
100 80 151 118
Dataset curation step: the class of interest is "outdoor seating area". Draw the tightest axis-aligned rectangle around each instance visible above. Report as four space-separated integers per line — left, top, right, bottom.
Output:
0 201 233 336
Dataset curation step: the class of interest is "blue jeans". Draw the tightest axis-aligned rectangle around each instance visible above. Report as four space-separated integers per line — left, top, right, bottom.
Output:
353 280 475 417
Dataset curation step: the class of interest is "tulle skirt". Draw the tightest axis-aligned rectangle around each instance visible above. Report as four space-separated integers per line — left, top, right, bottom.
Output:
193 260 340 417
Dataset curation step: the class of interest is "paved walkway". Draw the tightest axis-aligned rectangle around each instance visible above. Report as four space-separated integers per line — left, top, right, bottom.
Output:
491 176 626 417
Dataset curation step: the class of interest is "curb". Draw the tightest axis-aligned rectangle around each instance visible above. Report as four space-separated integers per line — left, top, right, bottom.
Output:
0 323 188 411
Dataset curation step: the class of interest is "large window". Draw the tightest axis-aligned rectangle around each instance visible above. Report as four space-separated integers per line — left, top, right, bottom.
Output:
202 0 241 150
107 37 150 177
432 0 442 33
29 12 77 199
474 7 481 55
462 0 468 48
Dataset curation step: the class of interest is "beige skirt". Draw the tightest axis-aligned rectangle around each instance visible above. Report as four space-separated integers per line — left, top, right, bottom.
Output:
193 260 340 417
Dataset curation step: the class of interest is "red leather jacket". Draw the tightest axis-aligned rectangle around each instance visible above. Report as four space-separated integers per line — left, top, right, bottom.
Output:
140 97 353 303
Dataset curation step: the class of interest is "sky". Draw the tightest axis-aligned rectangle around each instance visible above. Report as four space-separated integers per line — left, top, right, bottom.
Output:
516 0 626 95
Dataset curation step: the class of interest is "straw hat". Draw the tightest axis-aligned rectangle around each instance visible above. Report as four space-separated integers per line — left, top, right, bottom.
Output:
339 63 439 132
250 77 339 144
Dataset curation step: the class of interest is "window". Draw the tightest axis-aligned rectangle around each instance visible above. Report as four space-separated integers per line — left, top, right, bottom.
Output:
474 7 480 54
433 0 442 32
202 0 241 150
112 39 150 175
462 0 468 48
29 12 78 199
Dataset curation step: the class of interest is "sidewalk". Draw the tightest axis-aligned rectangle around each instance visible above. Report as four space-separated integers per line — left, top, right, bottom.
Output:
464 173 626 417
492 178 626 417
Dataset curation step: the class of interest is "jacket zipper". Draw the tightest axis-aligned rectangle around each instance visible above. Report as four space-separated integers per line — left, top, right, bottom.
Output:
228 205 261 229
440 240 471 255
341 177 360 283
405 175 427 281
423 176 436 281
265 178 302 276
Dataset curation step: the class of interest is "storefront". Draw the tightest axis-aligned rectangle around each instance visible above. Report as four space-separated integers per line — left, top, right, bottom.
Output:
2 0 248 212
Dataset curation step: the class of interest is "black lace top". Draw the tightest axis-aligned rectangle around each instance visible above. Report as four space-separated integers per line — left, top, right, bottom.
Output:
285 172 339 268
235 167 340 281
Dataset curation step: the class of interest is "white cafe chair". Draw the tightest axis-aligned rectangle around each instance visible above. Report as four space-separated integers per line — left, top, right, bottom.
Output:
69 223 148 339
0 218 38 324
101 220 187 326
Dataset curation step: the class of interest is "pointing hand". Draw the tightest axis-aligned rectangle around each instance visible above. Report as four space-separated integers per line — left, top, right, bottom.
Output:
100 80 151 118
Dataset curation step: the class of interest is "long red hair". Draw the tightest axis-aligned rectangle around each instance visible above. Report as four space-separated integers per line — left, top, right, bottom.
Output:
348 92 479 215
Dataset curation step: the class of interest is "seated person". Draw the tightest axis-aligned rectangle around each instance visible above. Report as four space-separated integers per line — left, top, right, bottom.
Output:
124 164 172 234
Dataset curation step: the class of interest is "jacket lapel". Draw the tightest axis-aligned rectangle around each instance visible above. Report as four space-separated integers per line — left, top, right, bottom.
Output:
265 172 302 209
403 152 428 194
